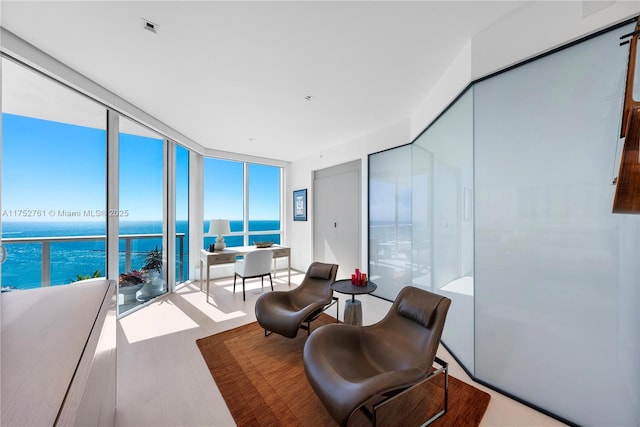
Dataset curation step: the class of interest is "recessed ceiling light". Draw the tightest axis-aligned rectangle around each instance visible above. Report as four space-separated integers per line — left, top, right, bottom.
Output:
304 95 315 102
142 18 158 34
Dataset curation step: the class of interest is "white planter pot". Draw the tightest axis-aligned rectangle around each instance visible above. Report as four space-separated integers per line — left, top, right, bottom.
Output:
119 284 143 304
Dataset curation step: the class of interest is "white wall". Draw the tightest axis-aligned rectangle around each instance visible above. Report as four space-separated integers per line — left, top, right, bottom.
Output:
292 2 638 276
410 1 639 140
470 1 640 81
410 40 472 140
288 118 410 272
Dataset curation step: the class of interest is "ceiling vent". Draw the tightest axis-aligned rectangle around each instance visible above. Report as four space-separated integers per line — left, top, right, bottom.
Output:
142 19 158 34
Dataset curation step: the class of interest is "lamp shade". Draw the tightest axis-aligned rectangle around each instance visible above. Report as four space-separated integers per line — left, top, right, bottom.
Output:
208 219 230 235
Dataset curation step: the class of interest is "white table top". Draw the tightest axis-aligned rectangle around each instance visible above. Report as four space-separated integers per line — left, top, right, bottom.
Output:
1 282 109 427
201 244 289 256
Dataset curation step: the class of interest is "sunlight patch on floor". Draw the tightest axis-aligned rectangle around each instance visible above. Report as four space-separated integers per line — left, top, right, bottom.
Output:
211 271 306 295
118 298 201 344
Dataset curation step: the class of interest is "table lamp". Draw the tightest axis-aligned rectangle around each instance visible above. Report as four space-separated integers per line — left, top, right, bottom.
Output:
208 219 231 251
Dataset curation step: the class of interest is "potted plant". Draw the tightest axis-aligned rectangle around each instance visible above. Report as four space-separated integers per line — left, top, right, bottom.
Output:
138 246 165 301
119 270 145 304
142 245 163 273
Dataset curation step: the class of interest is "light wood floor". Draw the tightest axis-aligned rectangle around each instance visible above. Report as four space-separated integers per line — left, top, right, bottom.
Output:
116 271 566 426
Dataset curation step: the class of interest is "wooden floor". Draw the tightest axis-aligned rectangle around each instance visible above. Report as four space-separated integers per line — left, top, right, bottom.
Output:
116 271 566 426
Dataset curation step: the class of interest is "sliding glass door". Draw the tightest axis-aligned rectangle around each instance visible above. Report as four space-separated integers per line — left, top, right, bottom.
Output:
1 55 193 315
1 57 107 290
118 116 167 312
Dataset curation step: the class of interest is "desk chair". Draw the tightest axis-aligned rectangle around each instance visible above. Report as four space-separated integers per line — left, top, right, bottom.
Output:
234 250 273 301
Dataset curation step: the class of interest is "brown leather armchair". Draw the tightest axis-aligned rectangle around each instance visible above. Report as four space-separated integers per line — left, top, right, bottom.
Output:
254 262 339 338
303 286 451 426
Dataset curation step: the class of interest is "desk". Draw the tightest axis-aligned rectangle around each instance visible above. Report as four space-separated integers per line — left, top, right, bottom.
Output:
331 279 377 326
200 245 291 301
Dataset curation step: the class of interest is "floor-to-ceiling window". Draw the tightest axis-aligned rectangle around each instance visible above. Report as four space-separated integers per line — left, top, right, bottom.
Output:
0 54 191 315
248 163 281 245
203 157 282 248
203 157 244 248
1 57 107 290
118 116 167 312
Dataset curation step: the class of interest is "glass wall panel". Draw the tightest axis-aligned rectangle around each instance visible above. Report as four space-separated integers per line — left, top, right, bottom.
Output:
1 58 107 290
368 145 412 300
474 23 639 425
248 163 281 245
203 159 283 249
176 144 189 284
118 116 166 312
412 90 474 372
203 158 244 248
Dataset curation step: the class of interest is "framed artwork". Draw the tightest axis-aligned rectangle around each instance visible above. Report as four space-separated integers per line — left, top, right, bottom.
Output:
293 189 307 221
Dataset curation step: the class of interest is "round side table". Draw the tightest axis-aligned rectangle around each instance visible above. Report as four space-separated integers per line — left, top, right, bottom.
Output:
330 279 377 326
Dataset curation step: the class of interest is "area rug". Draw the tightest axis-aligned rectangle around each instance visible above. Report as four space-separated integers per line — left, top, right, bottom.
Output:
196 314 490 426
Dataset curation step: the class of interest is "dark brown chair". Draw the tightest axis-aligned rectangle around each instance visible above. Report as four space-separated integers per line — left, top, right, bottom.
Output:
254 262 339 338
303 286 451 426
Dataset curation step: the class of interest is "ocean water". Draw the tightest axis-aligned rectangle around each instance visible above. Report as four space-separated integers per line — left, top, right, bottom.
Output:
1 220 280 290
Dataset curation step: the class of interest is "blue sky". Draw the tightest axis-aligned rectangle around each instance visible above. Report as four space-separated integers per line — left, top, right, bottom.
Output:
2 113 279 222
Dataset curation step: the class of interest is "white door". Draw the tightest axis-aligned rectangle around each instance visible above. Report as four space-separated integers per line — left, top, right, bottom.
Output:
313 161 360 280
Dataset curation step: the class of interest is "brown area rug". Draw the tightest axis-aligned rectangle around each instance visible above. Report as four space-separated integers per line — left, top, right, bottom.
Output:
196 314 490 426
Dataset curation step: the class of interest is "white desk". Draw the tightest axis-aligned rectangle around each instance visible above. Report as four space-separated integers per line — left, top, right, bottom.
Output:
199 245 291 300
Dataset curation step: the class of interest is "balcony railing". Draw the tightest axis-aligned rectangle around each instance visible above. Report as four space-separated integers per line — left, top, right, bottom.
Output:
1 233 185 287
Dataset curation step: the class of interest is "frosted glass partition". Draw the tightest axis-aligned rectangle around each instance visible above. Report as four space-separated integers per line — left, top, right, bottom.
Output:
369 90 475 372
474 23 639 426
413 90 474 373
368 19 639 423
369 145 412 300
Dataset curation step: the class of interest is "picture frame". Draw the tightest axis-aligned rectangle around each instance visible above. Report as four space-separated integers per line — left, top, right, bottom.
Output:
293 189 307 221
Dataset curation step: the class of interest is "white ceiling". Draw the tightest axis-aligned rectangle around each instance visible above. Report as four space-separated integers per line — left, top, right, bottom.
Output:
0 1 531 162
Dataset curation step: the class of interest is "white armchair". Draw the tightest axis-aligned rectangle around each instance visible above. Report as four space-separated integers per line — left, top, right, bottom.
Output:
233 250 273 300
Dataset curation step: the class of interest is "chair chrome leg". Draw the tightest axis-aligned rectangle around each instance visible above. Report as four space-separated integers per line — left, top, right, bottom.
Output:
369 357 448 427
242 278 246 301
269 273 273 291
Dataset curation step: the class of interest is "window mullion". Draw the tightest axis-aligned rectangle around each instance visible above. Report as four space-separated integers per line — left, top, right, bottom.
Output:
244 162 249 246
